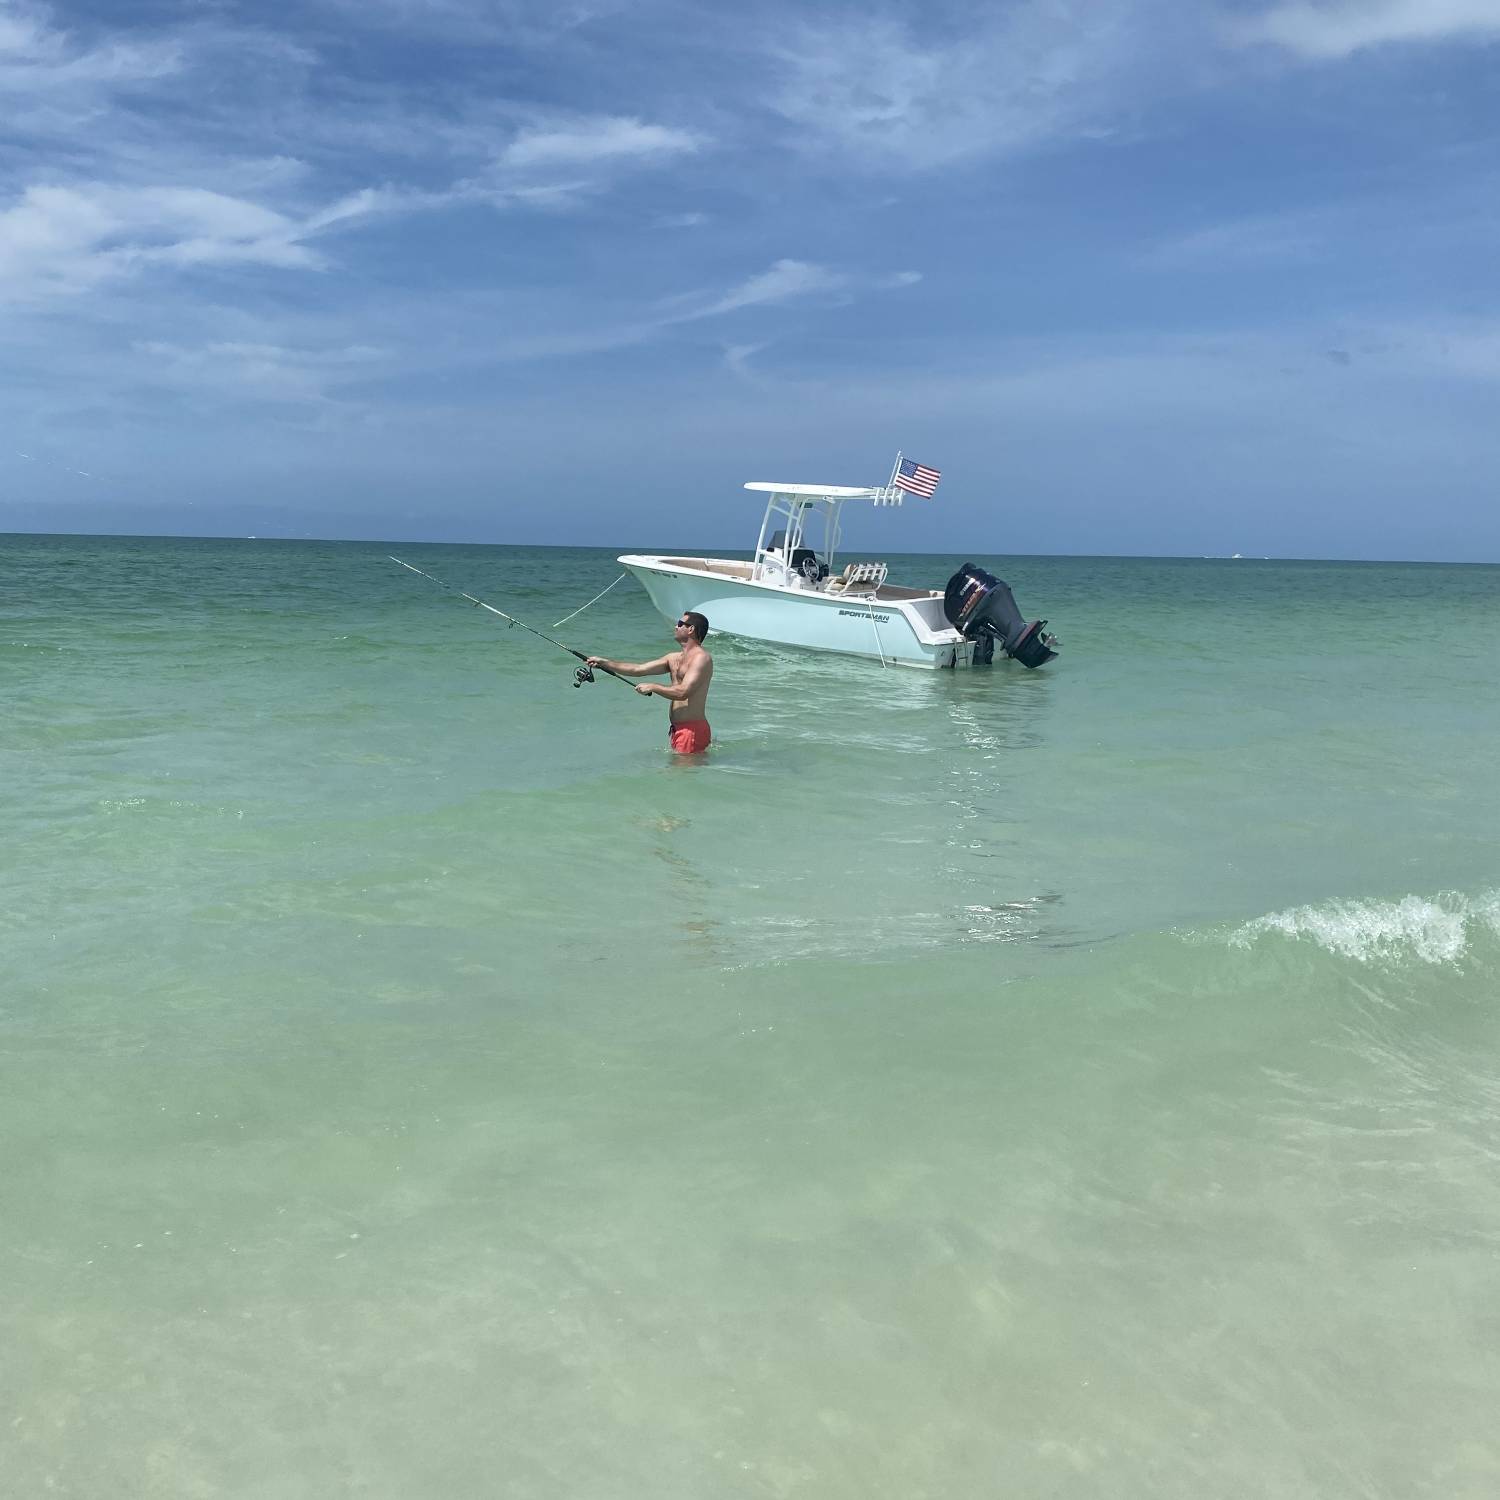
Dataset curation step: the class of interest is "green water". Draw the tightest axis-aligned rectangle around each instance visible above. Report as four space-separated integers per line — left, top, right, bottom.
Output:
5 535 1500 1497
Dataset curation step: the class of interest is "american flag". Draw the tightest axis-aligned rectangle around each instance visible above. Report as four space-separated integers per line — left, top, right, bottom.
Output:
894 457 941 498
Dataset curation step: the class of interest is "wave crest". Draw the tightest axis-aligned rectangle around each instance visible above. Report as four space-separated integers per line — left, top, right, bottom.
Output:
1229 890 1500 966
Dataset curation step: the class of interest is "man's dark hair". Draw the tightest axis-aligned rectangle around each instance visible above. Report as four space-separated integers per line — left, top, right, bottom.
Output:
683 611 709 642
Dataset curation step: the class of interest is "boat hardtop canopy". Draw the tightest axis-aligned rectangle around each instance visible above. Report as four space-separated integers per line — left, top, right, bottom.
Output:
744 482 886 501
745 474 920 587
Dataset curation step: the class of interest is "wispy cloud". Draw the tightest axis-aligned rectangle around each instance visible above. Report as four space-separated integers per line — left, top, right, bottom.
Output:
765 5 1148 168
135 339 387 402
441 113 707 211
1 4 701 251
1236 0 1500 59
498 116 703 171
722 341 771 382
0 100 706 303
0 184 326 301
300 186 407 234
447 258 923 364
1142 211 1327 270
0 175 467 305
312 0 620 46
684 259 844 319
0 3 182 90
670 259 920 321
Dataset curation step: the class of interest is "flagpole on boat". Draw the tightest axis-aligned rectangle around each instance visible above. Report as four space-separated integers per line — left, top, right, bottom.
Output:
885 450 902 507
387 556 640 691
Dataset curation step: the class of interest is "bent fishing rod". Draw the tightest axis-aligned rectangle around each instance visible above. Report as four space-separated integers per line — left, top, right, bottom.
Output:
388 556 637 690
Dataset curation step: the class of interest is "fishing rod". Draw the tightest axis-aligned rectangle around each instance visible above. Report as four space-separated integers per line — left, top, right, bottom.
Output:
388 556 637 690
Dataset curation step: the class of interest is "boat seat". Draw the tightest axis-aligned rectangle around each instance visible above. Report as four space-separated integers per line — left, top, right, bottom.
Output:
830 561 888 593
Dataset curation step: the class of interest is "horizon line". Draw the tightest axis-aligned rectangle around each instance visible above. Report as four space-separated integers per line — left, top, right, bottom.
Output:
3 528 1496 567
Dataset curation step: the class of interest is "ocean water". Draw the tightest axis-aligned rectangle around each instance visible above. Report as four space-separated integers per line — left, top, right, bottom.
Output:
5 534 1500 1498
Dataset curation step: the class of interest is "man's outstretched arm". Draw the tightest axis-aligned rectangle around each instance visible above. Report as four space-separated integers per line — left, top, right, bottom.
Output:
585 652 671 677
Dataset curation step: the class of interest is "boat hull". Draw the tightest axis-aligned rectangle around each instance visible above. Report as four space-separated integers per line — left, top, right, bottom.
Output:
619 557 972 669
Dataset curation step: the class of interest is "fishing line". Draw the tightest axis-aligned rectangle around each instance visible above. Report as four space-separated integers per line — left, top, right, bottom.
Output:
553 572 627 628
388 556 639 691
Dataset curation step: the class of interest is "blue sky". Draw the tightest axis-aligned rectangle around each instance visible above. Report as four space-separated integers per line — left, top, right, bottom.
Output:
3 0 1498 559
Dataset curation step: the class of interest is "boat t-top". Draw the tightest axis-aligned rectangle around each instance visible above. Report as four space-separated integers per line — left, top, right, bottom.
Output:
619 455 1057 670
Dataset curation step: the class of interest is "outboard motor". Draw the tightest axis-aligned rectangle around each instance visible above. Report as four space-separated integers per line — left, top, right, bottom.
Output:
943 563 1057 668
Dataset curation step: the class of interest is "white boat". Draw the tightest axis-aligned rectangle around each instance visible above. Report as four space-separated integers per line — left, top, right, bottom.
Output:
619 473 1057 670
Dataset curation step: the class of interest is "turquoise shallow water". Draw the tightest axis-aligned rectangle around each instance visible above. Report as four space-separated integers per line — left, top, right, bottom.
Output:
5 534 1500 1497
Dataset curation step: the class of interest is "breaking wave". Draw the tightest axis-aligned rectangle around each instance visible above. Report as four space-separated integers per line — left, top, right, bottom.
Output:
1228 890 1500 967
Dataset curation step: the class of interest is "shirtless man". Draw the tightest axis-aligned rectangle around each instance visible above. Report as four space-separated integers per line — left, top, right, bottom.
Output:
587 611 714 754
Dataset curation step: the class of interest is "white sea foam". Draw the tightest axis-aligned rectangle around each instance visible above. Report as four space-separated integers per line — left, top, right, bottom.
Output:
1229 891 1500 965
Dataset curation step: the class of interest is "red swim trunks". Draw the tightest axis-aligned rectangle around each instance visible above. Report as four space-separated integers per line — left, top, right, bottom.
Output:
668 719 711 755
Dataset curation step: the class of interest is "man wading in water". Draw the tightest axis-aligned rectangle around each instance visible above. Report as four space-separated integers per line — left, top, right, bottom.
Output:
587 611 714 754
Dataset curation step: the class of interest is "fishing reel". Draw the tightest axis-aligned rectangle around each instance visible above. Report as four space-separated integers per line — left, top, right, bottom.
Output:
573 664 595 687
